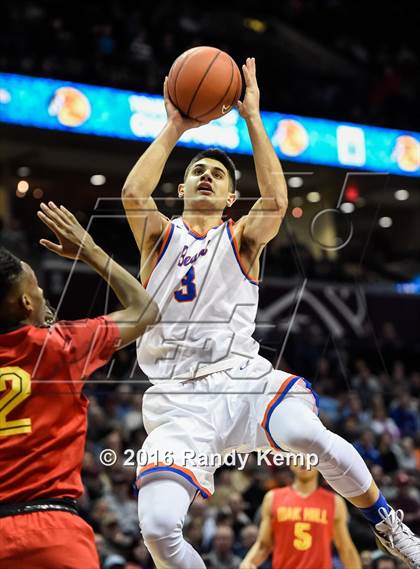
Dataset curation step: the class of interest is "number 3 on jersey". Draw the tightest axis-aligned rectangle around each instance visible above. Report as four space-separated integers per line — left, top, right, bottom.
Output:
0 367 32 437
175 267 197 302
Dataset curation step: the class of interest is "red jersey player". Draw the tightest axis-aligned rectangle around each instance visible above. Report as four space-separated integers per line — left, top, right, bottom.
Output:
0 202 158 569
240 464 361 569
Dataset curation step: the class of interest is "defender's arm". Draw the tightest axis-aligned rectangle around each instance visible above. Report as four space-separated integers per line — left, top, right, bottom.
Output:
38 202 159 348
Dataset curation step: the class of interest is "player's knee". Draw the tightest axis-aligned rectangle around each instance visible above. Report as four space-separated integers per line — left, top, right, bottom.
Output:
278 422 314 451
140 508 182 544
269 408 317 452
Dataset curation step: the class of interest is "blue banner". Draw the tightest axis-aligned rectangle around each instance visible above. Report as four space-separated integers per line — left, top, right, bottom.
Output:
0 72 419 177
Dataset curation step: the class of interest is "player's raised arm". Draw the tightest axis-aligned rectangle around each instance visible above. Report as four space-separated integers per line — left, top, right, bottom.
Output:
240 491 273 569
237 58 288 247
38 201 159 348
121 78 208 254
333 495 362 569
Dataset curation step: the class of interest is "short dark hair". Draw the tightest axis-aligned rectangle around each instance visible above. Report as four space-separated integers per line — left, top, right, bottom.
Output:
184 148 237 192
0 248 23 304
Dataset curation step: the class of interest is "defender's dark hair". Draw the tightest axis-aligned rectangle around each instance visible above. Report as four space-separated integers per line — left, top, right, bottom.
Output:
0 248 23 304
184 148 237 192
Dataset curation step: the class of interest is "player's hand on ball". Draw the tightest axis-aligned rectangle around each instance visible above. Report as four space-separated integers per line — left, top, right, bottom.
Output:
38 202 96 260
163 77 208 134
237 57 260 120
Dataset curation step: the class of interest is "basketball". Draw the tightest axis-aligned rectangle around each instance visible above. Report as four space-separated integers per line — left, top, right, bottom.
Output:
167 46 242 122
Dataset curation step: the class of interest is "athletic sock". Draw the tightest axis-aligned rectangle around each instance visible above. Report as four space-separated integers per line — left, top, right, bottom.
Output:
359 492 392 525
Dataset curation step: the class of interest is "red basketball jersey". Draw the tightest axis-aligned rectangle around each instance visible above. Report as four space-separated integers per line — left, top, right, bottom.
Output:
271 485 335 569
0 316 120 502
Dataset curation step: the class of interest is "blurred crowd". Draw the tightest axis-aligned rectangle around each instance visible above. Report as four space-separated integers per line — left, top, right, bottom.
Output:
75 321 419 569
1 0 418 130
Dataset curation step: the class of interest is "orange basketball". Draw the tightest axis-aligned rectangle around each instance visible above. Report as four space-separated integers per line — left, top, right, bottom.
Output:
167 46 242 122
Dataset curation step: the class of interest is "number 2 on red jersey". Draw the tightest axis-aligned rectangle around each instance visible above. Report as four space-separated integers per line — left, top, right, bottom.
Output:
0 367 32 437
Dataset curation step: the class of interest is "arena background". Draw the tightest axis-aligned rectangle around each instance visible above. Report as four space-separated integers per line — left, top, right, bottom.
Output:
0 1 419 568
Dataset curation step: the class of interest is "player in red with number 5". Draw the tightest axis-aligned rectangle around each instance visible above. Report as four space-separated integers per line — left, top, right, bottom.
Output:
240 464 361 569
0 202 159 569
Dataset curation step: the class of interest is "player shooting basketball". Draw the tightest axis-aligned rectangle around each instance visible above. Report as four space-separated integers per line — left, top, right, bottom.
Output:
122 58 420 569
0 203 158 568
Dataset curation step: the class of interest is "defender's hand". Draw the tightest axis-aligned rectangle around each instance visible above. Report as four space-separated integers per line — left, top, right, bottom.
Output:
237 57 260 121
163 77 208 134
38 202 96 261
240 561 257 569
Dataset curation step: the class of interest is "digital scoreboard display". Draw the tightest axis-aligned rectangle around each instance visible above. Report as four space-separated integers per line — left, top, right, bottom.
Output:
1 72 419 177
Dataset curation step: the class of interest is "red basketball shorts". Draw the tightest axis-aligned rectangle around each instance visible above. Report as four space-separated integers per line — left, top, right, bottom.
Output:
0 510 100 568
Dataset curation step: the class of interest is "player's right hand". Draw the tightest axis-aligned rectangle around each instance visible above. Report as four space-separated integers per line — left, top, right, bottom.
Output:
37 201 96 260
163 77 208 134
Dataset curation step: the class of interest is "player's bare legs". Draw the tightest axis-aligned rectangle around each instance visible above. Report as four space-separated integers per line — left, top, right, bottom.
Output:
346 480 379 507
138 478 206 569
268 392 420 568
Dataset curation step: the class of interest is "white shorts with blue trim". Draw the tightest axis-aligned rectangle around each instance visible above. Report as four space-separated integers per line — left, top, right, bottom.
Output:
137 356 319 498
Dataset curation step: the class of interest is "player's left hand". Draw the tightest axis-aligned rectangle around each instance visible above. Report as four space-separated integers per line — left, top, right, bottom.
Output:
237 57 260 120
37 201 96 260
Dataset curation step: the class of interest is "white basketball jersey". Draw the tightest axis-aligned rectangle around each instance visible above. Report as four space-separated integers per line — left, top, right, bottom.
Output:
136 217 259 382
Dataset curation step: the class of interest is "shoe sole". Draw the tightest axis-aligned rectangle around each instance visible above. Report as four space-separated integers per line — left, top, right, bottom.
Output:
374 532 416 569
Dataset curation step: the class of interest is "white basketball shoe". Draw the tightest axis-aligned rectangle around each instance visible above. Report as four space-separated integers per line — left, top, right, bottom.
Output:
374 507 420 568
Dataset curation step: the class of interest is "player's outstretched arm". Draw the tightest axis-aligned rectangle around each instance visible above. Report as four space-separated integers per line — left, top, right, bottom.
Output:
37 201 159 347
240 491 273 569
237 58 288 247
121 78 209 254
333 495 362 569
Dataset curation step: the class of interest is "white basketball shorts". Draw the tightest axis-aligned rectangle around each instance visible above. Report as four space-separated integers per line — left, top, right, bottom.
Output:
136 356 319 497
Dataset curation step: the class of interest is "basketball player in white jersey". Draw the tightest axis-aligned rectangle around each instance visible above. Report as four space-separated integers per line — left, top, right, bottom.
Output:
122 58 420 569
